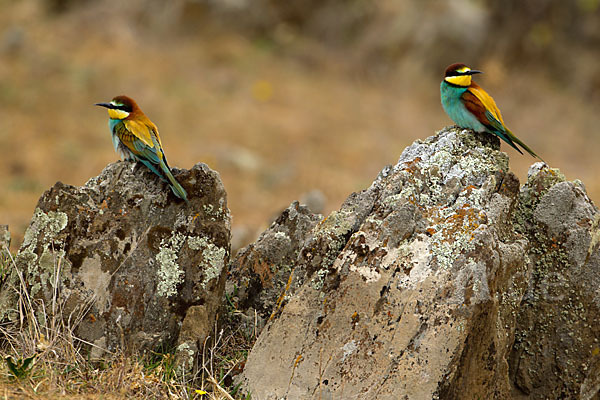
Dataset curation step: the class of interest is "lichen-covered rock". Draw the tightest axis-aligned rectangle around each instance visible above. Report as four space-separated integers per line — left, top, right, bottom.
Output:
509 164 600 399
238 127 600 399
0 225 14 322
0 225 8 253
0 225 9 248
1 161 230 364
0 225 9 273
227 201 322 334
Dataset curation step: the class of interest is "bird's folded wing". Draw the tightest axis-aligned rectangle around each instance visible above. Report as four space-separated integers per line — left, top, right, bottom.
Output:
123 119 156 149
115 122 162 164
464 84 505 125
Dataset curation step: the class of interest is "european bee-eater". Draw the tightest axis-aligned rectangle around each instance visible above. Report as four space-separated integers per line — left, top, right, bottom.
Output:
95 95 189 202
440 63 541 159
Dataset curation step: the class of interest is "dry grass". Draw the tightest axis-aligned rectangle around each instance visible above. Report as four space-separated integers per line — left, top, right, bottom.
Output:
0 244 253 399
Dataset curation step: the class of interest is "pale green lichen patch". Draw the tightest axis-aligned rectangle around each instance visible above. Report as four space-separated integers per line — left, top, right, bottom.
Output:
175 342 196 374
21 208 68 250
0 227 9 249
202 203 227 222
311 267 329 290
188 236 227 288
15 207 71 300
156 232 187 298
30 247 66 298
316 210 354 237
383 194 406 209
305 210 359 282
17 208 69 298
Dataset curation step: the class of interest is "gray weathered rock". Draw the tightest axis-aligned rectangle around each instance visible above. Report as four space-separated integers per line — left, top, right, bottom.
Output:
0 225 9 268
0 161 230 367
508 165 600 399
237 127 600 399
0 225 9 249
227 201 322 331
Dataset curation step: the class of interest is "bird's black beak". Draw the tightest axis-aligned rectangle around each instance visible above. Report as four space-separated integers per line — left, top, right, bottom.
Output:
95 102 113 109
467 70 483 75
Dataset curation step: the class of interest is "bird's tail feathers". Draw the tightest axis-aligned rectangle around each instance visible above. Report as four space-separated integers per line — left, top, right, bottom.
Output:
505 128 544 161
139 159 168 183
494 130 524 155
159 159 189 203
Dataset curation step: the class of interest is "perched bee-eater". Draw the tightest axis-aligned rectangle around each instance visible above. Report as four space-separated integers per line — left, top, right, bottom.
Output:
441 63 541 159
95 95 188 202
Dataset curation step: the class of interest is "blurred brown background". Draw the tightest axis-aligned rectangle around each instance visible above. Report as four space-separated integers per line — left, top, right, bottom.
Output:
1 0 599 252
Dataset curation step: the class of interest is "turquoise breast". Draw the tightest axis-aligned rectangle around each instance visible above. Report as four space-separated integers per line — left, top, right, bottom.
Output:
440 82 486 132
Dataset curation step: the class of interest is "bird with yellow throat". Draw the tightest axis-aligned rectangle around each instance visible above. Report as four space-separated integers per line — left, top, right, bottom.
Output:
440 63 542 160
95 95 189 202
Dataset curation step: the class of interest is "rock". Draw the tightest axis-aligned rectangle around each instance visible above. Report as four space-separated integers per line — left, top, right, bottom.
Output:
237 127 600 399
227 201 322 325
219 201 322 383
0 225 13 323
508 165 600 399
0 225 9 249
0 161 230 368
0 225 9 268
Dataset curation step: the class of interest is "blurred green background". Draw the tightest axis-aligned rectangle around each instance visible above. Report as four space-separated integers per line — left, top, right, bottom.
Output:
1 0 599 251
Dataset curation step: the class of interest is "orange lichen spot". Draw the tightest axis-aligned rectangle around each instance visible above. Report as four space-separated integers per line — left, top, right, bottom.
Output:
293 354 304 367
289 353 304 386
592 347 600 356
402 157 422 174
192 212 201 221
89 314 96 322
269 269 295 321
351 311 360 325
100 199 109 210
426 227 437 235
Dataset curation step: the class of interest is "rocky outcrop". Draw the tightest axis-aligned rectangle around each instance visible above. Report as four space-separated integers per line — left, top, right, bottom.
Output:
236 127 600 399
227 201 322 334
0 162 230 368
508 166 600 399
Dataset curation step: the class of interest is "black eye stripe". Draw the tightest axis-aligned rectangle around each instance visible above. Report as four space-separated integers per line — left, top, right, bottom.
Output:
114 104 132 112
446 70 469 77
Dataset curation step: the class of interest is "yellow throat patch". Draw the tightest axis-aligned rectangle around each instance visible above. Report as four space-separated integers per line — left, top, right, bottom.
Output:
445 75 472 87
108 109 130 120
